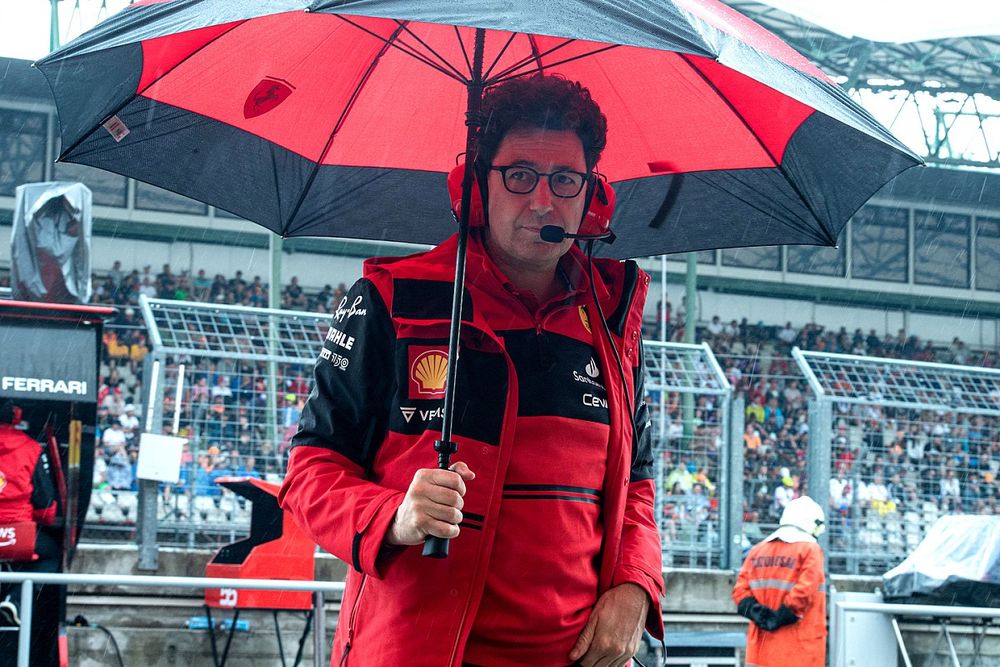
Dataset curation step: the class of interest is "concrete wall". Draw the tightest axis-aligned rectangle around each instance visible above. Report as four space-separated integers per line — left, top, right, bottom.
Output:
50 545 1000 666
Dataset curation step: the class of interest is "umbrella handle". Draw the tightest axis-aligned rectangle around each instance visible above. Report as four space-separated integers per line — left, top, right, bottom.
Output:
422 438 458 558
423 535 449 558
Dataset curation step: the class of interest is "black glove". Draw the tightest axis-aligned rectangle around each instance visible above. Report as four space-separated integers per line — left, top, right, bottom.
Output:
768 604 799 630
736 597 776 629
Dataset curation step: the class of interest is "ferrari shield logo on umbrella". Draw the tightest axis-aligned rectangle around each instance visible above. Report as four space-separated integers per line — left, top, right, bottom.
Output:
243 76 296 118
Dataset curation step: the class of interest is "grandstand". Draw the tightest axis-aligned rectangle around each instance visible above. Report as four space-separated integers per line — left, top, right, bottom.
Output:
1 1 999 664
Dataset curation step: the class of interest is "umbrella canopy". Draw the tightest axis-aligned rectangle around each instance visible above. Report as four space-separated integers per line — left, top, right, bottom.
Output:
36 0 920 259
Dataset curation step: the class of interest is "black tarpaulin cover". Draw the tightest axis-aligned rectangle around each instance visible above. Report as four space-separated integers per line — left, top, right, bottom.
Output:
883 515 1000 607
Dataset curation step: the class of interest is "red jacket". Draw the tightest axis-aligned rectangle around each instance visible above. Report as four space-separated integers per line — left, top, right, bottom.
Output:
731 539 826 667
280 233 663 666
0 424 57 526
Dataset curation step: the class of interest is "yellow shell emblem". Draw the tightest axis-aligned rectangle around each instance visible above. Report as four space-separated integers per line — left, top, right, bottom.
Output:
579 306 591 334
0 469 6 494
412 350 448 394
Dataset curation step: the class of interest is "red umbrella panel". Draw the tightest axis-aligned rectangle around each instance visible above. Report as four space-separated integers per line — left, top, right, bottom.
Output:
36 0 921 260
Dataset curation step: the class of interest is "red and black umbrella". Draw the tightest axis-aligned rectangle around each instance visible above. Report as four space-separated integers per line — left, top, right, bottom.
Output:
36 0 920 556
36 0 920 257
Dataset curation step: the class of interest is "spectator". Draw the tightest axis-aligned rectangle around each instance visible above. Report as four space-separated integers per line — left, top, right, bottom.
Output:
107 445 133 490
940 468 961 503
119 404 140 445
101 421 127 449
777 322 797 346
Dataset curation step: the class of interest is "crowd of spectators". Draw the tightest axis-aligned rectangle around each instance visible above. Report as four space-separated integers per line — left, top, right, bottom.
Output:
647 301 999 567
87 261 349 315
7 261 999 563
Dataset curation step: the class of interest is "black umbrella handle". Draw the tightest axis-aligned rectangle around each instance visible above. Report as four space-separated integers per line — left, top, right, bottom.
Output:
423 438 459 558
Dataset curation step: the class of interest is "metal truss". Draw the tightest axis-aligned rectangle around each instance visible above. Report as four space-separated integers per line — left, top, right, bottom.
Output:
724 1 1000 169
644 341 732 396
139 295 329 363
792 347 1000 416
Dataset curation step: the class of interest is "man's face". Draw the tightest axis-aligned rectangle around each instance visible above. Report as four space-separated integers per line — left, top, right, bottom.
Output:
485 127 587 274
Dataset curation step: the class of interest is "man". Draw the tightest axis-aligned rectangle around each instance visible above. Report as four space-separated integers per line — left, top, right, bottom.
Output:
731 496 827 667
0 400 59 627
279 75 662 666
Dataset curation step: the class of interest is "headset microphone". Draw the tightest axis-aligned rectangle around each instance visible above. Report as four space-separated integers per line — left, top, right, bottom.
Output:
539 225 614 243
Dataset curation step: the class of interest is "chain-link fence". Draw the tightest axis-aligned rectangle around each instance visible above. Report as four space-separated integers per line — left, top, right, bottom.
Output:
794 348 1000 574
714 348 813 548
645 341 739 569
126 296 329 550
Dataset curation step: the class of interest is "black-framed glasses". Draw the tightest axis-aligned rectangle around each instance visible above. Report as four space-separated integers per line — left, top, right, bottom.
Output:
489 165 588 198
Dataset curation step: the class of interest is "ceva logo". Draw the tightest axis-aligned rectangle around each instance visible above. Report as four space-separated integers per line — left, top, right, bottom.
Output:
0 526 17 548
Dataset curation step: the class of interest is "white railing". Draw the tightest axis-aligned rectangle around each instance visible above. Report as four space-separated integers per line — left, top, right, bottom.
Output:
0 572 345 667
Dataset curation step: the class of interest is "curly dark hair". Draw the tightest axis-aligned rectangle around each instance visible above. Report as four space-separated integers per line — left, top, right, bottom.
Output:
477 74 607 172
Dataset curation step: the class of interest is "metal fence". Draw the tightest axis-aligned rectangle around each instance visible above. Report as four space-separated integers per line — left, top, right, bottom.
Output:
133 296 330 561
0 571 343 667
714 349 814 549
793 348 1000 574
645 341 740 569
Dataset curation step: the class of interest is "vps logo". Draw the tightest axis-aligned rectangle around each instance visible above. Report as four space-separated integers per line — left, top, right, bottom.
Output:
0 526 16 548
408 347 448 399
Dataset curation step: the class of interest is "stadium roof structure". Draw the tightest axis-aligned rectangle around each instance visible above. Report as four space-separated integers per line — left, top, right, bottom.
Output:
139 295 328 364
724 1 1000 169
793 348 1000 417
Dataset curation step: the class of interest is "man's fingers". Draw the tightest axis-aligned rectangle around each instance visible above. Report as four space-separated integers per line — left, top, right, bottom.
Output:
422 500 463 525
568 615 596 662
421 517 461 539
418 483 464 510
420 468 468 496
449 460 476 481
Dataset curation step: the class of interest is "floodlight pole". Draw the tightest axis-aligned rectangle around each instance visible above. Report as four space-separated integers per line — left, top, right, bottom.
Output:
267 233 283 460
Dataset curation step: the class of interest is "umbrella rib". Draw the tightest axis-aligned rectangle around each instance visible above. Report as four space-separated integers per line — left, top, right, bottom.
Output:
489 43 620 85
455 25 474 77
526 34 544 74
334 15 464 83
676 53 837 247
282 24 407 235
488 37 578 82
483 31 518 80
393 19 468 81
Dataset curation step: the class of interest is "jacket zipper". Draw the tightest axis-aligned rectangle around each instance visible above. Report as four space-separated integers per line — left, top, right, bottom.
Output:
340 573 368 666
448 345 522 666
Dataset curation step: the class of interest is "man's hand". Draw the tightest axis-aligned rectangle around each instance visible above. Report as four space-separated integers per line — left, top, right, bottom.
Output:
385 462 475 546
568 583 649 667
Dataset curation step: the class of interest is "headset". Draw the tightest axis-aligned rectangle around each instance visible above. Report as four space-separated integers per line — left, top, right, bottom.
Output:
447 161 616 243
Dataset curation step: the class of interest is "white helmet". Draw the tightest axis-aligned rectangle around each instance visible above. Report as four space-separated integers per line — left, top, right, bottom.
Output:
779 496 826 538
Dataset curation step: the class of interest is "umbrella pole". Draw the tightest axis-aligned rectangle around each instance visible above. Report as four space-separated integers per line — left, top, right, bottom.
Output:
423 28 487 559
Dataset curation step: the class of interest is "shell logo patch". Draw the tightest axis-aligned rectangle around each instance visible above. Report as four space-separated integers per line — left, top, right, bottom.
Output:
408 347 448 399
0 469 6 495
579 306 591 334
